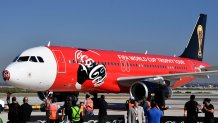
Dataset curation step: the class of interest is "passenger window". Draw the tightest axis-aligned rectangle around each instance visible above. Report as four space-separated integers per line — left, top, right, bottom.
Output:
17 56 29 62
29 56 38 62
37 56 44 63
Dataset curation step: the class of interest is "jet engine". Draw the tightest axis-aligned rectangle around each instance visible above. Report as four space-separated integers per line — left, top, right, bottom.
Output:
130 82 149 100
130 81 173 100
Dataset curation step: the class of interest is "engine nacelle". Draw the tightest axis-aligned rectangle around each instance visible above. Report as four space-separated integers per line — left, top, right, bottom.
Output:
130 82 148 100
130 81 173 100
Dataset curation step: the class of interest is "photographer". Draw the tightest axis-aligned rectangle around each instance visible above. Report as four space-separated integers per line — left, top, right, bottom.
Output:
202 98 214 123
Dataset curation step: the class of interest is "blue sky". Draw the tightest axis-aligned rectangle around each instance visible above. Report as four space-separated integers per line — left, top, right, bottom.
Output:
0 1 218 82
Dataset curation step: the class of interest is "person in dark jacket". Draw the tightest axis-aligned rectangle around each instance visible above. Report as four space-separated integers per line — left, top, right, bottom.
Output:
98 95 108 123
202 98 214 123
61 96 73 122
20 97 32 123
184 95 200 123
8 96 20 123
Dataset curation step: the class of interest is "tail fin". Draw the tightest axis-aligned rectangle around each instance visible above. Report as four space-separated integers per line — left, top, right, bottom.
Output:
180 14 207 61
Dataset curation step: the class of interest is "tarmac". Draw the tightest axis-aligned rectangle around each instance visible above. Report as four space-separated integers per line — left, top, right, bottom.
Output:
1 91 218 123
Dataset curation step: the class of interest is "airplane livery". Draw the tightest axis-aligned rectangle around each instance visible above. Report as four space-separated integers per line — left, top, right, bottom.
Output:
3 14 218 103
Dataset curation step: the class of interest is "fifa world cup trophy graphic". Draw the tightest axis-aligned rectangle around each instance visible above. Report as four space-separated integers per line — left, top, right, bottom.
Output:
197 25 203 57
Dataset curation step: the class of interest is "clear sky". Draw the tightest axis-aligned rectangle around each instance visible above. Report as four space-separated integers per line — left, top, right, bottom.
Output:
0 1 218 82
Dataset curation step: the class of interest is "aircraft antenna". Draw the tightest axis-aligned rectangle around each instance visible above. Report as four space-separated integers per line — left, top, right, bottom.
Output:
47 41 51 47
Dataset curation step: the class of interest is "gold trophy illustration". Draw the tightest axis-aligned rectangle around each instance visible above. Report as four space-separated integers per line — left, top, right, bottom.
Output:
197 25 203 57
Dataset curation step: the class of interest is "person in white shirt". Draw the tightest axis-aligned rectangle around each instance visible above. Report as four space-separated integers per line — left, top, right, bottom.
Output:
128 100 145 123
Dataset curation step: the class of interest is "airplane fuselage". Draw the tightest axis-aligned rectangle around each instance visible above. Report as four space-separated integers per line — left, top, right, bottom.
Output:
49 46 209 92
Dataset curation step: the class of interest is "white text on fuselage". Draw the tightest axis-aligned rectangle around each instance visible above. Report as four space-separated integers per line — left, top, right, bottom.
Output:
117 55 185 64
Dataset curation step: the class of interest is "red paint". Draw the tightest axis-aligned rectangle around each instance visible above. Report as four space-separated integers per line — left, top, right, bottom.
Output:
47 46 210 93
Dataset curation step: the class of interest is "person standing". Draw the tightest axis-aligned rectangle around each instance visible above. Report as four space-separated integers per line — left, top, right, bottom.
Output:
48 98 60 123
62 96 73 122
80 102 85 117
141 97 151 123
45 94 52 123
70 103 82 123
141 97 151 115
6 92 12 105
84 94 94 116
128 100 145 123
146 101 163 123
202 98 214 123
98 95 108 123
20 97 32 123
184 95 199 123
126 97 134 122
8 96 20 123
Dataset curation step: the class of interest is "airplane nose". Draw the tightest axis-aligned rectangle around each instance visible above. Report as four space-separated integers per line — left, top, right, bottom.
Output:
2 70 10 81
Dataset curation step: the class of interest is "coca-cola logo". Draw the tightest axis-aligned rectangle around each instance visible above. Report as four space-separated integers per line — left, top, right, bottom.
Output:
75 50 107 90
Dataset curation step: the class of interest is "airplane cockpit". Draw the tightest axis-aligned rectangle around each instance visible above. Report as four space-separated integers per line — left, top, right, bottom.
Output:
14 56 44 63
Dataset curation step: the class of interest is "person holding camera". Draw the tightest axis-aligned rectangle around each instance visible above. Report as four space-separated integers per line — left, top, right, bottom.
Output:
202 98 214 123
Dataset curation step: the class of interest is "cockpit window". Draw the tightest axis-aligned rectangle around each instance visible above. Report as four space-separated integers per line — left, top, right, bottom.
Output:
37 56 44 63
17 56 29 62
29 56 38 62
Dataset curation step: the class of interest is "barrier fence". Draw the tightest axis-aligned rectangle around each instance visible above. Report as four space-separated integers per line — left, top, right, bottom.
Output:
29 115 218 123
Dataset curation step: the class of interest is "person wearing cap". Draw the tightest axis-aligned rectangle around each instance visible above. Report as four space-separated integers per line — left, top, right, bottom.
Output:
128 100 145 123
8 96 20 123
20 97 32 123
202 98 214 123
146 101 163 123
98 95 108 123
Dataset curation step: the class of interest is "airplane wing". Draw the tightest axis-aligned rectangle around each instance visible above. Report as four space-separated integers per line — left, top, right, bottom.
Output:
117 66 218 87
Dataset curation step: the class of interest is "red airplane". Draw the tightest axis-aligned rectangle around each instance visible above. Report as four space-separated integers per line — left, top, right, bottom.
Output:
2 14 218 105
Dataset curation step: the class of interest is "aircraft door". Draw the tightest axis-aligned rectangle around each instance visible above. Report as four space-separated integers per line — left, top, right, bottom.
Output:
52 50 66 73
